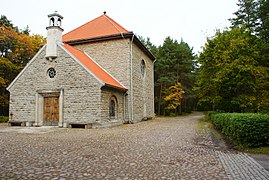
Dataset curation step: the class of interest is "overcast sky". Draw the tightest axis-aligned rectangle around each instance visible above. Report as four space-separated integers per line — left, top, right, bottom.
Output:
1 0 238 54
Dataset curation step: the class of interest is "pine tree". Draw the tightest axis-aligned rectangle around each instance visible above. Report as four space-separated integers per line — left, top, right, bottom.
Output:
230 0 259 31
257 0 269 44
154 37 196 115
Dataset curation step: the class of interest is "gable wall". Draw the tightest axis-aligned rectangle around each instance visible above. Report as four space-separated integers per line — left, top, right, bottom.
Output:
8 46 102 124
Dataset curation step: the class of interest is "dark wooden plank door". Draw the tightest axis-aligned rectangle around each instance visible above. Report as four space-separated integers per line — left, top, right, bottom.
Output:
44 97 59 125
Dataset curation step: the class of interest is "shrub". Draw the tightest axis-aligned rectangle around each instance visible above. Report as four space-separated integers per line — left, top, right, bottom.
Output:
204 111 218 121
0 116 9 123
211 113 269 147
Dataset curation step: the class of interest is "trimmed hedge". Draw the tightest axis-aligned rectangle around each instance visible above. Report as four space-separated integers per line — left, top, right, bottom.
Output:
211 113 269 147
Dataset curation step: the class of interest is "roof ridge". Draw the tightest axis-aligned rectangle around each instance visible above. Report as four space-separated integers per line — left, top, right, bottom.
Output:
63 14 104 37
103 14 129 33
63 13 130 42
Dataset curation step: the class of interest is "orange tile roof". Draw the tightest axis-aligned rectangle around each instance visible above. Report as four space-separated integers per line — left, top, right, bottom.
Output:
63 14 130 42
63 43 127 91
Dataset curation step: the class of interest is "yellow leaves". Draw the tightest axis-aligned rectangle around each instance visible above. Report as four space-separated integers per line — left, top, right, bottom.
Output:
31 34 46 52
0 25 45 66
249 96 256 101
0 76 6 87
163 82 185 110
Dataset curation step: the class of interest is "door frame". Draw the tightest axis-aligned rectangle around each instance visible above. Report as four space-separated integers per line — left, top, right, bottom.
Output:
35 89 64 127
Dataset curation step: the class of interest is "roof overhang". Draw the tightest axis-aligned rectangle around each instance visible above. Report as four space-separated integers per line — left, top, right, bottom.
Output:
63 32 156 61
102 83 128 93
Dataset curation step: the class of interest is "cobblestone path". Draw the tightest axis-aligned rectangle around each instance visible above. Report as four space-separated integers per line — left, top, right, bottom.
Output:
0 112 268 179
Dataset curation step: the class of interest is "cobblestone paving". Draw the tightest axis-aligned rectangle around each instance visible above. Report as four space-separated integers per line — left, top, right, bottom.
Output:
0 112 268 179
217 151 269 180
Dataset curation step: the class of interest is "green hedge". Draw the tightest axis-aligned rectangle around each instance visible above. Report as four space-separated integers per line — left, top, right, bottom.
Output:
0 116 9 123
211 113 269 147
204 111 218 121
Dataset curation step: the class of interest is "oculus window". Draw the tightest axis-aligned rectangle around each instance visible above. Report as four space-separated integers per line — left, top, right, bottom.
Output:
47 68 56 78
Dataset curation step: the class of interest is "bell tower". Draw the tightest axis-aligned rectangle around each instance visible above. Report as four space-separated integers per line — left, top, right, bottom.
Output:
45 11 64 59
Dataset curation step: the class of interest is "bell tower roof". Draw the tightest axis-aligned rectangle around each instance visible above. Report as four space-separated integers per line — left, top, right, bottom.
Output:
47 11 63 28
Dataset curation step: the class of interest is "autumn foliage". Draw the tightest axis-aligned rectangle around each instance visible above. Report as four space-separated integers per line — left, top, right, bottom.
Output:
0 15 46 115
163 82 185 111
195 0 269 113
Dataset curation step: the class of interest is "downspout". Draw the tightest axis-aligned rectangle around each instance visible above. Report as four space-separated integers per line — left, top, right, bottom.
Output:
153 59 157 117
123 91 128 123
129 34 135 123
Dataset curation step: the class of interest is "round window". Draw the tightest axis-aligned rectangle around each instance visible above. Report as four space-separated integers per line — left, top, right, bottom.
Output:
47 68 56 78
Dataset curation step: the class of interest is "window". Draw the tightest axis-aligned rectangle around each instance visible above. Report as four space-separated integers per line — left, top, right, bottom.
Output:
141 60 145 78
57 19 61 26
109 100 116 118
47 68 56 78
50 17 55 26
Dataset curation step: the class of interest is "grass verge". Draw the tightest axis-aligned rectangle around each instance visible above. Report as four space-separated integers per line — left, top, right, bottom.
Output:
235 146 269 155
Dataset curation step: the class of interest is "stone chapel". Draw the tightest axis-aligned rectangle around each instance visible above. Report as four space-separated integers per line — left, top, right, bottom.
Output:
7 12 155 128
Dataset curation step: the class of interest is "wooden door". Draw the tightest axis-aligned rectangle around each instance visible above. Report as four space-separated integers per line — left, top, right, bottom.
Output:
43 96 59 125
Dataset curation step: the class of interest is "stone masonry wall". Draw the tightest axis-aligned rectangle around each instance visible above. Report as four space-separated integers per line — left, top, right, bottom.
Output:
100 88 124 124
74 39 131 122
9 45 102 125
131 44 155 122
73 39 154 122
74 39 131 88
74 39 154 123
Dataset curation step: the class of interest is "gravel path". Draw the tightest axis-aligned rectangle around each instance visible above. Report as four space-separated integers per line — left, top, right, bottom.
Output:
0 112 268 179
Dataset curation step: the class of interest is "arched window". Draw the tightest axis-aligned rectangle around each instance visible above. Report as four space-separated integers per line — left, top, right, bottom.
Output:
109 100 116 118
57 19 61 26
141 60 145 78
50 17 55 26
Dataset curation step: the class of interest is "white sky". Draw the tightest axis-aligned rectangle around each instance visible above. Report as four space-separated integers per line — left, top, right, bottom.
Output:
0 0 238 54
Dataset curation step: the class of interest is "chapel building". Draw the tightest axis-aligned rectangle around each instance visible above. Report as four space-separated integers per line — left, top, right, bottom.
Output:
7 12 155 128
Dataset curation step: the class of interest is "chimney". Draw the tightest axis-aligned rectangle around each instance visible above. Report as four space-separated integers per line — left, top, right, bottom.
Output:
45 11 64 59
